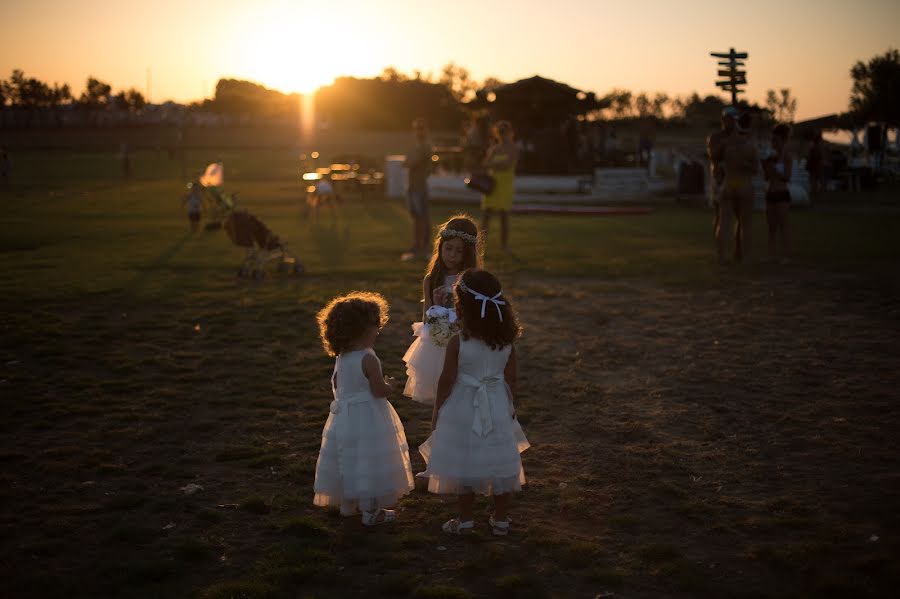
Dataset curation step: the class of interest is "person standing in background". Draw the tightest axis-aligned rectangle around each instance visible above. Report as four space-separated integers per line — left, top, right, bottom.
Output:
402 118 433 261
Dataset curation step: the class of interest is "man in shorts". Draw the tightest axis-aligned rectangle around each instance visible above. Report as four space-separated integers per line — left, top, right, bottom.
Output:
719 112 759 264
402 118 433 261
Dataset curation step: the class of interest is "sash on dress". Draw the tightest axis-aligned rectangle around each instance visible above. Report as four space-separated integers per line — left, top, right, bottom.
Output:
457 373 510 437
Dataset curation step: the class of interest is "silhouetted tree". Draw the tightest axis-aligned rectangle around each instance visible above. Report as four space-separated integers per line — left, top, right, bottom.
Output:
651 93 669 118
112 88 146 113
211 78 299 117
849 48 900 126
634 92 651 118
682 93 728 127
608 89 633 118
379 66 407 83
315 76 463 130
80 77 112 107
481 77 505 92
765 88 797 123
440 62 476 102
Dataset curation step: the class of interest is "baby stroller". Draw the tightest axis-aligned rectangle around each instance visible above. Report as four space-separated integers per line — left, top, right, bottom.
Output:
224 209 304 278
191 162 303 278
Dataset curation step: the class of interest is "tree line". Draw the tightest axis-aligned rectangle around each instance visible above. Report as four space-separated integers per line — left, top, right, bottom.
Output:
1 49 896 130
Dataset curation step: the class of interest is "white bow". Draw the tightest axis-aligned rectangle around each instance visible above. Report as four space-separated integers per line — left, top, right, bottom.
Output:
469 290 505 321
459 374 501 436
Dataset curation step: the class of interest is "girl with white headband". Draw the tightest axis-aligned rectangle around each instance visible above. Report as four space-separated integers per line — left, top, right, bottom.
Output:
419 268 529 536
402 215 482 405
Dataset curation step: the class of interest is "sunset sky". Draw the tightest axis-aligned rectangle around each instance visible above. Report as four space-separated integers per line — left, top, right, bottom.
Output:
2 0 897 120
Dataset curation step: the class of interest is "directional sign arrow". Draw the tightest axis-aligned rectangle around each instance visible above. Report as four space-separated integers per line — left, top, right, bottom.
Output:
710 51 748 59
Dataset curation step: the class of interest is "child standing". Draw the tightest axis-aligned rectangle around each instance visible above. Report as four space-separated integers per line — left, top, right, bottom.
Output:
313 292 414 525
403 215 482 405
762 123 793 263
182 181 203 233
419 269 529 536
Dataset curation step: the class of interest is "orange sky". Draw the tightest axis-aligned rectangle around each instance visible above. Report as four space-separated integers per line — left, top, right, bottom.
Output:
2 0 898 120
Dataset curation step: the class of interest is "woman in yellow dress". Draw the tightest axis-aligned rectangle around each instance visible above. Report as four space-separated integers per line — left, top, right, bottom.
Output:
480 121 518 254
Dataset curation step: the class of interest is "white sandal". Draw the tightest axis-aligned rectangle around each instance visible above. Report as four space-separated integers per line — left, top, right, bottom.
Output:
361 508 396 526
442 518 474 534
489 515 510 536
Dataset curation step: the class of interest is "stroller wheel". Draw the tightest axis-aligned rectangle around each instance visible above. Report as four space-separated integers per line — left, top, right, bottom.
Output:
293 263 305 274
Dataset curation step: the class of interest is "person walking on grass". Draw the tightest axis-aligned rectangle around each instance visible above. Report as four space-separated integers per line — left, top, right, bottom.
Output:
402 118 433 261
182 181 203 233
419 269 529 536
718 112 759 264
763 123 793 263
480 121 518 256
707 107 739 246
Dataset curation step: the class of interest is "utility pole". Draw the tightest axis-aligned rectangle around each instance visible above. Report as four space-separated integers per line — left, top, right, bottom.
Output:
146 68 152 104
710 48 748 105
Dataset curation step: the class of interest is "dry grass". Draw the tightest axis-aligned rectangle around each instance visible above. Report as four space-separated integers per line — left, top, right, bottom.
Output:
1 150 898 597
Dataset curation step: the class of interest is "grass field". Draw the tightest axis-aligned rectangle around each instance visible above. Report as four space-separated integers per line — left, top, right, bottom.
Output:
1 149 899 598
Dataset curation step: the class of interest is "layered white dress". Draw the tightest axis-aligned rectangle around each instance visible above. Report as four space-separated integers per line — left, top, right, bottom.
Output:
313 349 414 511
403 274 460 405
419 337 530 496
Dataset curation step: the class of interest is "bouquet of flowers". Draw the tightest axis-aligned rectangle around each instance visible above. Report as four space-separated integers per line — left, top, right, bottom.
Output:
424 305 458 347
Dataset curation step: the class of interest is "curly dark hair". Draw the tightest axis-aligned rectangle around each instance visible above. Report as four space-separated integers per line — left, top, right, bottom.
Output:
316 291 389 357
454 269 521 350
425 214 482 293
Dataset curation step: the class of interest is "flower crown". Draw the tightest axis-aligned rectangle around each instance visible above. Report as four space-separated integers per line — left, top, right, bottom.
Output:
458 278 506 321
440 228 477 244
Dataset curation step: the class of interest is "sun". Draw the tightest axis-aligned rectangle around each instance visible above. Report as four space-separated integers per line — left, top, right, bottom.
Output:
231 10 338 94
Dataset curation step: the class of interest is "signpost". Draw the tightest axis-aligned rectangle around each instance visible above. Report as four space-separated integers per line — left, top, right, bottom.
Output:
710 48 748 105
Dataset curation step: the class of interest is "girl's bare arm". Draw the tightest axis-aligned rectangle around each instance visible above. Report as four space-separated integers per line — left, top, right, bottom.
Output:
504 344 518 417
422 277 433 319
362 353 393 398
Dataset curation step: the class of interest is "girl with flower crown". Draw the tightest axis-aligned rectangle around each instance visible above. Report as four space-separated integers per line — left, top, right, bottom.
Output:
402 214 483 405
419 268 529 536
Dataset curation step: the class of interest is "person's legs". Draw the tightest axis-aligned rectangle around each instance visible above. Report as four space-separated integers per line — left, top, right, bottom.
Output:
778 202 790 262
408 216 418 252
405 191 424 256
418 202 431 254
715 191 733 264
766 202 777 262
458 492 475 523
492 493 510 522
734 188 753 264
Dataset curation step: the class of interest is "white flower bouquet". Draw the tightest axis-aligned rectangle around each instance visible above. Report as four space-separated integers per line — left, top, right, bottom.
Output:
424 305 458 348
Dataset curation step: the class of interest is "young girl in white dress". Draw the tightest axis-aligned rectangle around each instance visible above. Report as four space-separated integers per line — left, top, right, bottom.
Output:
403 215 482 405
419 269 529 536
313 292 414 526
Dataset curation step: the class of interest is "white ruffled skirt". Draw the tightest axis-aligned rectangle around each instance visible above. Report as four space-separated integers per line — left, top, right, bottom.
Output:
419 380 529 496
313 396 414 510
402 322 447 405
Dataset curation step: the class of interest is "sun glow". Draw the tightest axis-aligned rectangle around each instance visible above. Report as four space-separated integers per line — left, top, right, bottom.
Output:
227 3 384 95
233 16 332 93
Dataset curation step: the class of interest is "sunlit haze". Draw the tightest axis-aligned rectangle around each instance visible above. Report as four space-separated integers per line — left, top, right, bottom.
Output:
2 0 898 119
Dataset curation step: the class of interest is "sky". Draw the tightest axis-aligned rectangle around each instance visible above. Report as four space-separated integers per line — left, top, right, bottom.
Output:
2 0 898 120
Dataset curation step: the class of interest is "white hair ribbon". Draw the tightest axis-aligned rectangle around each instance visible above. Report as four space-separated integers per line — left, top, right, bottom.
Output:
459 280 506 321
